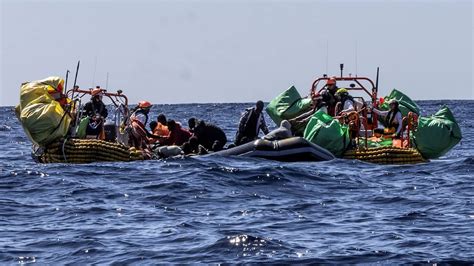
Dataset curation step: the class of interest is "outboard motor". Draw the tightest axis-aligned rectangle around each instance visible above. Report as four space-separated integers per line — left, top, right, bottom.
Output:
104 121 117 142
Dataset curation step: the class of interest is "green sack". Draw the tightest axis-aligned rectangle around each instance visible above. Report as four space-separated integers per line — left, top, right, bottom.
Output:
380 89 420 116
266 86 312 125
76 116 90 138
359 138 393 149
303 110 349 157
413 105 462 159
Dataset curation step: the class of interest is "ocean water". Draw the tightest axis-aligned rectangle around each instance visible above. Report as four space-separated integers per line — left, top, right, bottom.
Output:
0 100 473 264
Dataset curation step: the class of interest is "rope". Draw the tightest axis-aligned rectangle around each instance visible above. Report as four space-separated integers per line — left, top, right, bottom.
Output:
61 137 68 163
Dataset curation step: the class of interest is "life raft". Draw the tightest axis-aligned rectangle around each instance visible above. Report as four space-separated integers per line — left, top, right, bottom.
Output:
209 137 335 162
34 138 144 163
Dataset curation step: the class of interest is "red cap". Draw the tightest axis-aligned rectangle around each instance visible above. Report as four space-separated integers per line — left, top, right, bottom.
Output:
91 88 102 96
326 78 336 85
138 101 152 109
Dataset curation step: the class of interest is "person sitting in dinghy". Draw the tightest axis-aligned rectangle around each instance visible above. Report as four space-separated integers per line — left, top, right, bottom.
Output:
158 120 192 146
371 99 403 138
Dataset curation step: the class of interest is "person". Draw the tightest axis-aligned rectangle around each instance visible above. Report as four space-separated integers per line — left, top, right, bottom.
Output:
182 136 208 155
288 93 327 135
129 100 156 149
235 100 269 145
188 117 198 133
159 119 192 146
154 114 170 137
371 99 403 138
320 77 338 116
334 88 355 115
193 120 227 151
83 88 108 138
264 120 292 141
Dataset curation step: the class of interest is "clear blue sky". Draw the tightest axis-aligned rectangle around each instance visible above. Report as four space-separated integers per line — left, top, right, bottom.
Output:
1 0 473 106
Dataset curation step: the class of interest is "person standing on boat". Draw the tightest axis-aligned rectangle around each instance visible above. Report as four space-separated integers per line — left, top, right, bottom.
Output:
371 99 403 138
234 100 269 145
83 87 108 138
320 77 338 116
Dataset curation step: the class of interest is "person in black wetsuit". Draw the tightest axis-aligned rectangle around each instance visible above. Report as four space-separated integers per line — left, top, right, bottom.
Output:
234 100 269 145
193 120 227 151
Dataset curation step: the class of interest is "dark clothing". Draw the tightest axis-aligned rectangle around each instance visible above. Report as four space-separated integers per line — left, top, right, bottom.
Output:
321 88 337 116
193 122 227 150
83 100 107 138
83 100 108 119
235 107 269 145
160 124 192 146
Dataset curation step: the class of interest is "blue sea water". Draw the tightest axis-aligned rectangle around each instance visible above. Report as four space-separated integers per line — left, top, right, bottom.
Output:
0 100 473 264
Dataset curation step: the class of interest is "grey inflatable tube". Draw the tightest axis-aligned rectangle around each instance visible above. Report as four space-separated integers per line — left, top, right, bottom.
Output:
208 137 335 162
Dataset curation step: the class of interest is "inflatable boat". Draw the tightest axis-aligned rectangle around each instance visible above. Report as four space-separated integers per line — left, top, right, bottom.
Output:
209 137 335 162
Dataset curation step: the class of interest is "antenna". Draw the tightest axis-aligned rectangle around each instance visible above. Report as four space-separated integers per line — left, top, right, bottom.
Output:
355 41 358 77
325 40 329 74
92 56 98 87
106 72 109 90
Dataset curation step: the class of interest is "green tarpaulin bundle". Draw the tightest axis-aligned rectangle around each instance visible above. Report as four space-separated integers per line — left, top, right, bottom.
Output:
413 105 462 159
266 86 312 125
380 89 420 116
303 110 349 157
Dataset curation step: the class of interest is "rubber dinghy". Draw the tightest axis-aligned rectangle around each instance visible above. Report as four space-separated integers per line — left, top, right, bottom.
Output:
208 137 335 162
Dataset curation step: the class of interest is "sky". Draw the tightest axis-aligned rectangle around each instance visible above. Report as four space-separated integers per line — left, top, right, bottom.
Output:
1 0 473 106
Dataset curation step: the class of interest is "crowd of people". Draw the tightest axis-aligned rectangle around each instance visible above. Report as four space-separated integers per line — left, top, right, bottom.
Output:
77 77 403 158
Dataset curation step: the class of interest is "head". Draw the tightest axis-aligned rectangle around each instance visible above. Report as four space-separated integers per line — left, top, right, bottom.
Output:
91 88 103 102
255 100 264 113
157 114 167 125
335 88 349 101
326 77 337 92
280 120 291 130
138 101 152 113
194 120 206 135
167 119 177 131
189 136 199 148
188 117 197 129
388 99 399 111
149 121 158 131
212 140 222 152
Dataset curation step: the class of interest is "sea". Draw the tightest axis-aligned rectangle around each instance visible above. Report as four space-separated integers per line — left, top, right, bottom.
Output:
0 100 473 264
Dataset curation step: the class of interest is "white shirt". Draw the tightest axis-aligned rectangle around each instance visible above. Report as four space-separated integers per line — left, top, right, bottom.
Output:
341 100 355 113
372 108 403 135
